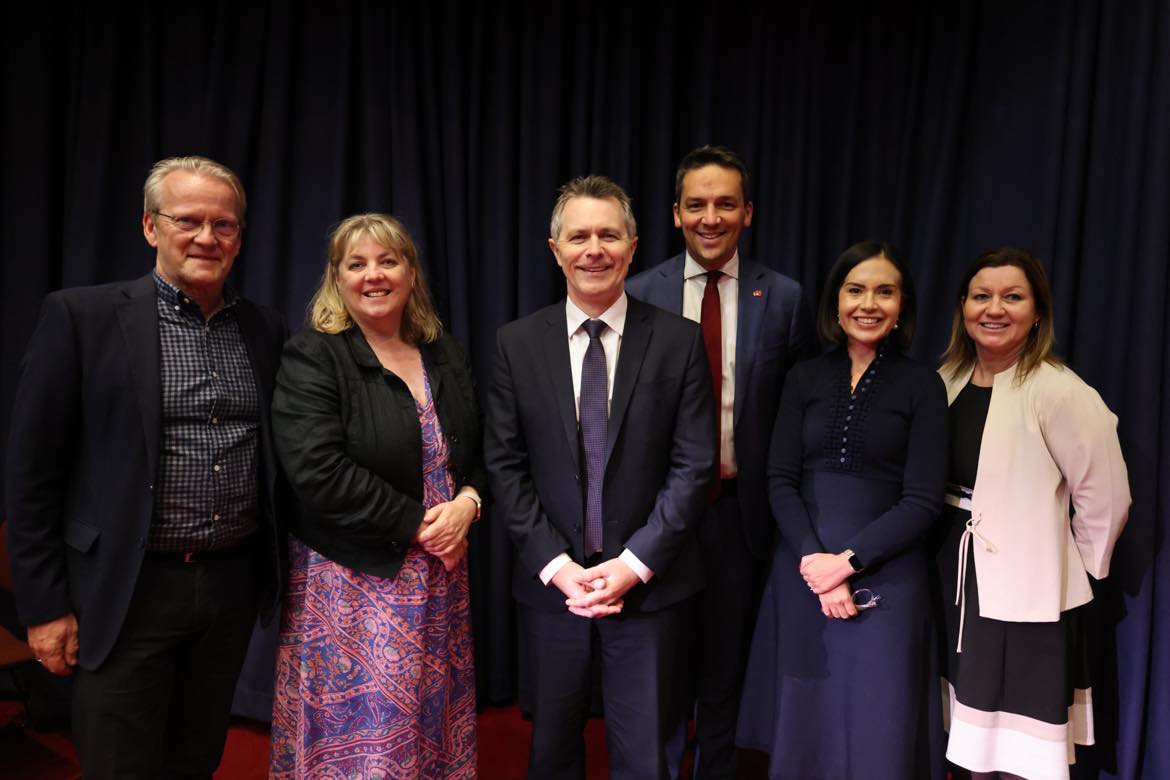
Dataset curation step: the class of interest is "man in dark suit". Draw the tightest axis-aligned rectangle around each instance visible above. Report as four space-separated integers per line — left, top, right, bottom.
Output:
626 145 813 780
485 175 715 779
4 156 286 778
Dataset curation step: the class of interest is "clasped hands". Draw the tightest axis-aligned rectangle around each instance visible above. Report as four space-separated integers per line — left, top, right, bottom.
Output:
800 551 859 620
415 498 477 571
553 558 640 619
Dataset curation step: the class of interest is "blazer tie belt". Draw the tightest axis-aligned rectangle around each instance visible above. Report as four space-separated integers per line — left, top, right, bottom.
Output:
944 483 997 653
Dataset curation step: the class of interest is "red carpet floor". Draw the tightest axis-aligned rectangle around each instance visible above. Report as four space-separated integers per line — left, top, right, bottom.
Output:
0 699 772 779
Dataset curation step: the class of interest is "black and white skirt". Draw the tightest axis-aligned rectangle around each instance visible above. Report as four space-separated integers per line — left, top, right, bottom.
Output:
936 504 1093 780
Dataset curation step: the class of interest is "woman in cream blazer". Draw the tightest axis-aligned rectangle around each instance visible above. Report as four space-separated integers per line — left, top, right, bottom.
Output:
935 247 1129 780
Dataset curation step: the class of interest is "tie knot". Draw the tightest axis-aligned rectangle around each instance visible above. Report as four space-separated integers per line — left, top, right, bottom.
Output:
583 319 606 339
706 270 722 284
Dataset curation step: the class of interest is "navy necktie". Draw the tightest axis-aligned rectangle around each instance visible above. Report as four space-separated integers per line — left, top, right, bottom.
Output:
580 319 608 553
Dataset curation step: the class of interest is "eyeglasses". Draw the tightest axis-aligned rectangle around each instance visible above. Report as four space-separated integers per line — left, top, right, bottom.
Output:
153 211 243 240
852 588 883 610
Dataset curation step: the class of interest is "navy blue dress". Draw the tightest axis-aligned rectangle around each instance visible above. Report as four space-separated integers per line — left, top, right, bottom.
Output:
738 345 947 780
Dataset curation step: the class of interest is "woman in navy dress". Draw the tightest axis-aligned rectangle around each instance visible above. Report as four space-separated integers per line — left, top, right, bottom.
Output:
738 241 947 779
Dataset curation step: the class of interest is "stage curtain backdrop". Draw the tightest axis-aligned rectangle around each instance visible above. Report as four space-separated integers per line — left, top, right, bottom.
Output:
2 2 1167 776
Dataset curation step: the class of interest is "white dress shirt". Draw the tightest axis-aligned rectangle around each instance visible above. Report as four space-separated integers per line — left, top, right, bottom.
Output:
682 252 738 478
539 293 653 586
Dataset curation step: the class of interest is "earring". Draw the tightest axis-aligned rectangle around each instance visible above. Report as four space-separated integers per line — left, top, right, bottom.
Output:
893 321 900 330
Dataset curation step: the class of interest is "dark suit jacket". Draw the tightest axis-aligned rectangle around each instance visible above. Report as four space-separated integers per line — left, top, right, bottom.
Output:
625 254 813 558
271 327 488 579
4 273 287 670
484 295 715 614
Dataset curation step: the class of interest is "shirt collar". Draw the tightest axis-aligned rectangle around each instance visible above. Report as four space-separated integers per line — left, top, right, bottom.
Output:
152 270 239 313
565 292 628 339
684 251 740 282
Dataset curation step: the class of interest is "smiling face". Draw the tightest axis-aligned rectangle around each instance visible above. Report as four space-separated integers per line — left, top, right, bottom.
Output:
336 232 415 332
963 264 1039 363
549 195 637 317
673 164 753 270
837 256 903 349
143 170 242 299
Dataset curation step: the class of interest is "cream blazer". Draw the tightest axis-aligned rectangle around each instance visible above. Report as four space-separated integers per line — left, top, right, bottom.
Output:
942 361 1130 622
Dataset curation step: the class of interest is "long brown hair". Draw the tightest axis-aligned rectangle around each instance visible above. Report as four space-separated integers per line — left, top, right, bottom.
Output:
940 247 1062 383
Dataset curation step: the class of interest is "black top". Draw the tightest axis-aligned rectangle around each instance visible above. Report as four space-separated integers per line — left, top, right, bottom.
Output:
272 327 487 578
947 381 992 489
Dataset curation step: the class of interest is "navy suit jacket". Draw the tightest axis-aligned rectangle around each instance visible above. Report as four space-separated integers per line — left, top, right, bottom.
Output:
4 273 288 669
484 295 715 614
625 254 813 558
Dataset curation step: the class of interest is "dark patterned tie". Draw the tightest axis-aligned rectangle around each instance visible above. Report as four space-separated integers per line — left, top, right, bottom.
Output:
580 319 608 553
701 270 723 501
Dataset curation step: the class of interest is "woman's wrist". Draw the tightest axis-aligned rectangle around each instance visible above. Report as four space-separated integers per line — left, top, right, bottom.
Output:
456 491 481 522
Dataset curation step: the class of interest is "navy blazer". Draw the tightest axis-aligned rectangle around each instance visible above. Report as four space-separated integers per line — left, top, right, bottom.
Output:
4 273 288 669
625 254 813 558
484 295 716 614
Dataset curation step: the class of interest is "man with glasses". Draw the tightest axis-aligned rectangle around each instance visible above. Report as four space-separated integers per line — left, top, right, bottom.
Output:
5 156 288 778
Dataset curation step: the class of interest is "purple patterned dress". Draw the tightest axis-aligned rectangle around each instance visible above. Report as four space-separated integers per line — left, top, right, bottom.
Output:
270 371 477 778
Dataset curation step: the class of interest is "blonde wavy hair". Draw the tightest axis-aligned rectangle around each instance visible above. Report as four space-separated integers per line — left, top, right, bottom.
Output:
308 213 442 343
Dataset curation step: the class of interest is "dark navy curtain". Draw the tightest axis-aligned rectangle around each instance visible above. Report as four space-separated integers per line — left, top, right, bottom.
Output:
3 2 1167 776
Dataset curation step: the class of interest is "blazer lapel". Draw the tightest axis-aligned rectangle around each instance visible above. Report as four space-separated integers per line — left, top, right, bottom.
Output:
541 307 581 473
734 260 767 429
655 254 686 315
605 299 650 464
116 274 162 482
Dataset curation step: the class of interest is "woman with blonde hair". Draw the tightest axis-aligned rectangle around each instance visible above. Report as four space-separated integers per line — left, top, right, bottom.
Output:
270 213 484 778
935 247 1129 780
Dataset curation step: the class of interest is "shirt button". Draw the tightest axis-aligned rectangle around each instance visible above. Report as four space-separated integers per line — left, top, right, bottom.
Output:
839 457 846 463
842 436 847 442
212 513 220 521
213 464 221 473
173 305 181 311
840 447 846 453
211 371 219 378
211 417 219 424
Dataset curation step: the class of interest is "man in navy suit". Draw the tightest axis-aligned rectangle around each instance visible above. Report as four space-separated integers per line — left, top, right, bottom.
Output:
485 175 715 778
5 156 286 778
626 145 813 780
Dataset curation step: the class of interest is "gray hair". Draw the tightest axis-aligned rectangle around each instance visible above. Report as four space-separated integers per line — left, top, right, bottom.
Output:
143 156 247 223
549 175 637 240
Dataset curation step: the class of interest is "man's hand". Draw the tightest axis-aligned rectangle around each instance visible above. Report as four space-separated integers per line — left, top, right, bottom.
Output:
565 558 641 616
799 552 854 594
27 613 79 676
417 499 477 558
818 582 859 620
551 561 624 618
